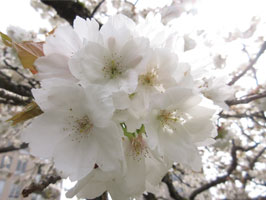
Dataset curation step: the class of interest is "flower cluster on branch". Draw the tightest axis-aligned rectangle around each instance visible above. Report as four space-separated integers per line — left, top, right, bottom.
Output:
3 14 237 199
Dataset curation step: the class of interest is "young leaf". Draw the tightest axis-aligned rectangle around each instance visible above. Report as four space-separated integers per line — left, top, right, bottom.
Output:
0 32 12 47
0 32 44 74
13 41 44 74
7 101 43 125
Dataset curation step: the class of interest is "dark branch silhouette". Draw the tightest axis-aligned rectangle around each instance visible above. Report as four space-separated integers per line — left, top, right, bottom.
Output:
0 143 28 154
189 141 238 200
0 71 33 98
189 141 259 200
0 90 31 106
143 192 158 200
41 0 91 25
162 172 185 200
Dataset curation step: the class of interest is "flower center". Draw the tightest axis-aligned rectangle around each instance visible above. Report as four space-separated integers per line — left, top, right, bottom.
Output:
64 114 93 136
130 134 147 157
120 123 148 158
139 68 158 86
74 115 93 134
158 110 190 128
103 59 123 79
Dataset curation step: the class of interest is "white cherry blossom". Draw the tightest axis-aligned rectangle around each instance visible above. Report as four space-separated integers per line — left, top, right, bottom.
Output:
67 124 171 200
17 13 228 200
145 87 217 171
22 79 123 180
35 16 100 81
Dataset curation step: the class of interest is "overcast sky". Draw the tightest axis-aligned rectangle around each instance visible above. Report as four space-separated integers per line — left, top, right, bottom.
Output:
0 0 51 33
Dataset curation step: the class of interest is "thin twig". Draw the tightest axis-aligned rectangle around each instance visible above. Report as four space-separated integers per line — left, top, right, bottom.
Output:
249 147 266 169
189 141 259 200
219 111 266 121
228 41 266 86
189 141 238 200
226 91 266 106
90 0 105 18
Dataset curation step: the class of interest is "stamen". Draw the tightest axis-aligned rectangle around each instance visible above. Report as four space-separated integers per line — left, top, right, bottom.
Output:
75 116 93 134
139 67 158 86
63 113 93 142
103 54 123 79
158 109 190 127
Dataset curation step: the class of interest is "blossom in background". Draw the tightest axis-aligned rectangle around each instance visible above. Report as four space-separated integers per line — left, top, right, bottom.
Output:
197 76 234 109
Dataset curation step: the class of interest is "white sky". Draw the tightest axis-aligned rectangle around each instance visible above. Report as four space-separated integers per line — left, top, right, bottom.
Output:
0 0 51 33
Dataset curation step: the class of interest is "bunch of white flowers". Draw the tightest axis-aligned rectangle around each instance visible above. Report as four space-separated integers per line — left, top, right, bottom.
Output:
20 14 226 199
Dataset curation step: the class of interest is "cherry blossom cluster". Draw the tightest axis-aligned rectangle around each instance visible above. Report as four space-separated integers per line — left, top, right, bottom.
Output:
21 14 231 199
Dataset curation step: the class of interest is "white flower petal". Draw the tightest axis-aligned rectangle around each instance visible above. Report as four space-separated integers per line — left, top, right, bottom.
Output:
69 42 107 83
54 136 97 180
44 26 81 57
32 79 87 111
21 112 65 159
73 16 101 43
100 14 136 48
35 54 75 81
66 170 107 199
93 124 123 171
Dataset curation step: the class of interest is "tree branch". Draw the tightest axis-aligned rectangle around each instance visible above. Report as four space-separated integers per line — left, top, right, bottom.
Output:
243 147 266 187
90 0 105 18
249 147 266 169
228 41 266 86
189 141 238 200
0 143 28 154
143 192 158 200
189 141 258 200
0 71 33 98
162 172 186 200
41 0 91 25
3 60 39 88
0 90 31 106
225 91 266 106
219 111 266 121
22 175 61 197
